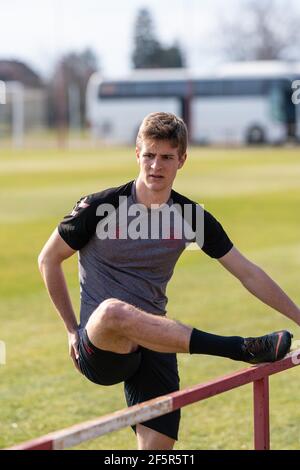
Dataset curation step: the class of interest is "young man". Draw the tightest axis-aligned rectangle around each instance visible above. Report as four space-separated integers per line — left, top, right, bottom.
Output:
38 112 299 450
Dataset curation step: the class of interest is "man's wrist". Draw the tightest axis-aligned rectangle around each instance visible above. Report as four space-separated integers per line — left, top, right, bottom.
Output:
289 306 300 327
66 324 79 334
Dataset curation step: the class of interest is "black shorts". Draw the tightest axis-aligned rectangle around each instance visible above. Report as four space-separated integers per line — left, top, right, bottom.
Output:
77 329 180 440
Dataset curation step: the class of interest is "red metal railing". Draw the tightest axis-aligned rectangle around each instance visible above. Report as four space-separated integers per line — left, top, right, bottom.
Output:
6 349 300 450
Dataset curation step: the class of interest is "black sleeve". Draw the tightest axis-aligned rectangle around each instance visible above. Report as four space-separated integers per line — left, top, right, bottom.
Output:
201 210 233 259
57 195 99 250
57 181 134 251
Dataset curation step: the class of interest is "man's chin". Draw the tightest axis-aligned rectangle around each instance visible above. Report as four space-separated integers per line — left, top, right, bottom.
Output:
146 179 166 190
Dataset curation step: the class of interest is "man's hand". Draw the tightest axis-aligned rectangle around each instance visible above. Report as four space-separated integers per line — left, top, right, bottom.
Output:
68 330 81 372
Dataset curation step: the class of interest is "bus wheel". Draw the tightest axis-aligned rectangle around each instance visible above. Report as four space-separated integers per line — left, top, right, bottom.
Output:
246 126 266 145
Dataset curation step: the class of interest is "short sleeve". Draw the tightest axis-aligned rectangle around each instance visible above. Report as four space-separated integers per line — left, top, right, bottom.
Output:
58 195 98 250
201 210 233 259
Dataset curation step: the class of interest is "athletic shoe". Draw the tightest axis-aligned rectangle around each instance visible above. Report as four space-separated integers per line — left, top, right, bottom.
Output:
242 330 293 364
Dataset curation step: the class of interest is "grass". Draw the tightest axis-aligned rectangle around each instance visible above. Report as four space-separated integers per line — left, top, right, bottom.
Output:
0 146 299 450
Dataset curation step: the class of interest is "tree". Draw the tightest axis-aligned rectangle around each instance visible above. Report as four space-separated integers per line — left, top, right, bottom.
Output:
0 60 43 88
159 42 185 68
48 48 99 130
220 0 300 61
132 8 160 68
132 8 185 68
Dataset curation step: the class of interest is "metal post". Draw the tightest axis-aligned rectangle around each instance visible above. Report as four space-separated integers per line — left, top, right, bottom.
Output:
7 352 300 451
253 376 270 450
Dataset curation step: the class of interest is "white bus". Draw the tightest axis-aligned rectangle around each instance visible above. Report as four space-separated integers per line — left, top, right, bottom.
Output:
86 61 300 145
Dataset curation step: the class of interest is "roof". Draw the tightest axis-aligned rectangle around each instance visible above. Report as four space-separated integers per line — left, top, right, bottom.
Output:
90 61 300 84
0 60 43 88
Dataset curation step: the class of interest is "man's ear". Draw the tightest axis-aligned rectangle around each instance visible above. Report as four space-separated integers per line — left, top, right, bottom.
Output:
135 146 140 164
178 153 187 169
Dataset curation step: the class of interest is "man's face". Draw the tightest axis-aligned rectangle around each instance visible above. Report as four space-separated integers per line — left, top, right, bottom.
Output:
136 139 187 192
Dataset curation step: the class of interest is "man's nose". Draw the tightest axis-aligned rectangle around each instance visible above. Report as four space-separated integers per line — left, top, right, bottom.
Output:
150 157 162 170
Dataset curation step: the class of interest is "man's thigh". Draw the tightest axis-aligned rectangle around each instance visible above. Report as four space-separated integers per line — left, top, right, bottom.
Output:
124 348 180 442
77 329 141 386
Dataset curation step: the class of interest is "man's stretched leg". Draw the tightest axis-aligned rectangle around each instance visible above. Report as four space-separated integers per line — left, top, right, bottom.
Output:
86 298 292 362
86 298 240 357
86 298 191 355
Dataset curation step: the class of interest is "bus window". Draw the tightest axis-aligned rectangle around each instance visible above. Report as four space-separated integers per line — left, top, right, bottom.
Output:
269 82 286 122
283 82 297 138
269 80 296 138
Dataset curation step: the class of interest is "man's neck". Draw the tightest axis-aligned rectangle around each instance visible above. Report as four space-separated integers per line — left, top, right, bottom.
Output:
135 178 171 208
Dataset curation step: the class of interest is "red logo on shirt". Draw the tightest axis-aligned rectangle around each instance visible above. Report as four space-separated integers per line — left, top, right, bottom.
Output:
71 198 90 216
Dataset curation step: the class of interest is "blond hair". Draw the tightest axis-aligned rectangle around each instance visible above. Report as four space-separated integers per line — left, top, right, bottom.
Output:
136 112 188 156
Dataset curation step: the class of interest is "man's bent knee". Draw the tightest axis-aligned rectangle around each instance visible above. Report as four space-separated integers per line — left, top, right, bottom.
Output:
87 297 139 337
86 298 138 353
90 298 125 331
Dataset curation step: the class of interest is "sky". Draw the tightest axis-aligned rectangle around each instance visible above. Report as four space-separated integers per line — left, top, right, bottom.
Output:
0 0 299 79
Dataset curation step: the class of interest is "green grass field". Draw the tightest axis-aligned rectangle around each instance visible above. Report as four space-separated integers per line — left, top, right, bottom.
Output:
0 145 299 450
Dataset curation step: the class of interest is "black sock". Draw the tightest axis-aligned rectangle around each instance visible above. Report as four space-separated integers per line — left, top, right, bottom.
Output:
189 328 246 361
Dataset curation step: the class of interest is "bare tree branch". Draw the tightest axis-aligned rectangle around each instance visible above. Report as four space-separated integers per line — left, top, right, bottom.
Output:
220 0 300 61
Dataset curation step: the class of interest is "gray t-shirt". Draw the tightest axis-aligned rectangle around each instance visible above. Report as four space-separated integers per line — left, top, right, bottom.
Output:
58 180 233 328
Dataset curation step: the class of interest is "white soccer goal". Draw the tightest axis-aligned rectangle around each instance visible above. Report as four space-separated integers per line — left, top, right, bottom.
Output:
0 80 6 104
0 80 24 147
0 340 6 365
